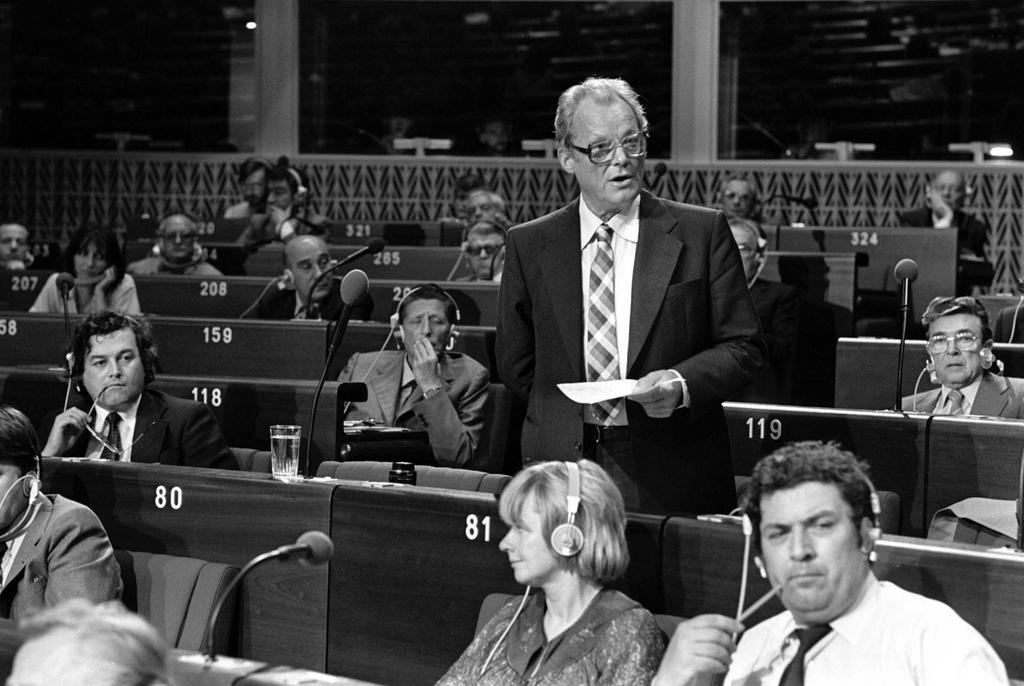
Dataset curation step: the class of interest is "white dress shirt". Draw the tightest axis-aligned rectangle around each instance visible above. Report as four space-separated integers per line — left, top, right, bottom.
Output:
726 574 1008 685
87 396 142 462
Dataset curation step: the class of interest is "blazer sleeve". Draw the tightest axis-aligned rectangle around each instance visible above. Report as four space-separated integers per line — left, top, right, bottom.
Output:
412 361 490 467
674 213 766 408
179 402 238 470
495 227 534 401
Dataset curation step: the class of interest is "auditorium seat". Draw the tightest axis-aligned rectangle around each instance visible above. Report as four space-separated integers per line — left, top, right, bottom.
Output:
735 476 902 534
114 550 238 653
231 447 271 473
315 460 511 494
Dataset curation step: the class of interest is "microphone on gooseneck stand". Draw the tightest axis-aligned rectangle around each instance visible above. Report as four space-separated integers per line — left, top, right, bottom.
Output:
893 258 920 411
202 531 333 661
56 272 76 409
305 270 371 477
307 236 385 319
647 161 668 191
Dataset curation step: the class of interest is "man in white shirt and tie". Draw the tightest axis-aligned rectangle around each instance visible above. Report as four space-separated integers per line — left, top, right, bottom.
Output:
652 441 1008 686
901 296 1024 417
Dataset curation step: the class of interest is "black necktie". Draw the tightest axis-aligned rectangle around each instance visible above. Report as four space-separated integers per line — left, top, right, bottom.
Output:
100 412 122 461
779 625 832 686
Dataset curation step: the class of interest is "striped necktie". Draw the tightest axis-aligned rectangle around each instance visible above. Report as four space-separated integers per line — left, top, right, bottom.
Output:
100 412 122 461
943 389 964 416
585 224 623 424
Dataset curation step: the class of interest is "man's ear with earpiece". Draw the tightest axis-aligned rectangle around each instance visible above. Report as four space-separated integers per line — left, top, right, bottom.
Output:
279 268 295 289
754 556 767 579
390 312 402 341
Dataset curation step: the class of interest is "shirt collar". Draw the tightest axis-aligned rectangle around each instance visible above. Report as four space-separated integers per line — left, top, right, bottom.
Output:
774 572 877 649
401 357 415 387
578 194 640 249
94 393 142 426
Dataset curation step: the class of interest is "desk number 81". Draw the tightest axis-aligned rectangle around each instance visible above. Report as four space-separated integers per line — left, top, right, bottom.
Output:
465 514 491 542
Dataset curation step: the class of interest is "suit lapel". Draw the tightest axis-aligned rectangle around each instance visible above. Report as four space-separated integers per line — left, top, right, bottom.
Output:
129 391 168 463
971 374 1009 416
628 192 683 372
538 202 585 377
2 497 52 593
368 354 404 424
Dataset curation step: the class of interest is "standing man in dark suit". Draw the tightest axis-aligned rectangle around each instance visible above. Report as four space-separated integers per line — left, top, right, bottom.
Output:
42 312 237 469
497 77 764 513
729 217 800 403
898 170 992 295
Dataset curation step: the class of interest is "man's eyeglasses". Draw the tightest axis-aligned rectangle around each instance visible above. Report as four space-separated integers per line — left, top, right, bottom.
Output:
926 331 982 354
466 244 504 257
569 130 648 165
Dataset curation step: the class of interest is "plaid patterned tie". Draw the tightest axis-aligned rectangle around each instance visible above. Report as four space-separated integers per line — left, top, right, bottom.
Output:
586 224 623 424
100 412 122 461
943 389 964 416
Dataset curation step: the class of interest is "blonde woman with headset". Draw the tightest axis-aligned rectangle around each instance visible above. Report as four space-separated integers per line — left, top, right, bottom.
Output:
438 460 665 685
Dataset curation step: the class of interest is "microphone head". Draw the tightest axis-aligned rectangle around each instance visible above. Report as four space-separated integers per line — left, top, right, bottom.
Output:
56 272 75 294
894 258 919 284
365 237 386 254
340 269 369 306
802 197 819 210
296 530 334 566
654 161 668 174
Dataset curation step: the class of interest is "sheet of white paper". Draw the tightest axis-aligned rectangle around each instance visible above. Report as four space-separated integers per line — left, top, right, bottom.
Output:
557 379 638 404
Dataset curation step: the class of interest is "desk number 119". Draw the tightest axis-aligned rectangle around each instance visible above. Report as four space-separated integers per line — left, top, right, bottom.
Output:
746 417 782 440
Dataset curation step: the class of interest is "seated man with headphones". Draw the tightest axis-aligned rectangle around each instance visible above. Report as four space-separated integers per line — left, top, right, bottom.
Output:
236 159 331 247
337 283 489 467
439 460 665 683
127 212 222 276
0 405 122 620
245 234 354 320
653 441 1008 686
41 312 237 470
902 296 1024 417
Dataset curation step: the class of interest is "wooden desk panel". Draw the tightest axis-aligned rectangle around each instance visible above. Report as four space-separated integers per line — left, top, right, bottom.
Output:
0 269 51 311
925 417 1024 526
834 338 1024 410
41 460 336 670
135 275 272 318
774 225 957 311
327 483 518 685
242 245 468 281
724 402 929 535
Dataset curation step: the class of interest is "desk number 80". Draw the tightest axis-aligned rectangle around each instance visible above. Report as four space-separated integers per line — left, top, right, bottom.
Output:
465 514 492 542
154 485 183 510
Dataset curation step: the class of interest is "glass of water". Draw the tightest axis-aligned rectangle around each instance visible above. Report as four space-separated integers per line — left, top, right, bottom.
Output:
269 425 301 480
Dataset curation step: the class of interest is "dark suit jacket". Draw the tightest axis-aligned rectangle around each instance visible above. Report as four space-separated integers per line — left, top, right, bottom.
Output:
0 494 122 619
61 389 237 470
737 279 800 403
901 372 1024 418
898 207 991 294
496 191 765 513
339 350 489 467
993 304 1024 344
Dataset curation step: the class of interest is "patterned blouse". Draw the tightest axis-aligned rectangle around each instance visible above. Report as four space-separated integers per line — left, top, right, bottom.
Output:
436 588 666 685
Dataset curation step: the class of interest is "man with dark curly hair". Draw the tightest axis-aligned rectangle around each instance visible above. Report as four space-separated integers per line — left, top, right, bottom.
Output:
42 312 236 469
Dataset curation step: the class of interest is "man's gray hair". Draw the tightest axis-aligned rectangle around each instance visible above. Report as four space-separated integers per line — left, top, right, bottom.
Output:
553 77 648 148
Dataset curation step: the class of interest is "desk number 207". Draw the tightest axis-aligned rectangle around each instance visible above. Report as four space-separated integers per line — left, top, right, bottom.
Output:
465 514 492 542
746 417 782 440
154 485 183 510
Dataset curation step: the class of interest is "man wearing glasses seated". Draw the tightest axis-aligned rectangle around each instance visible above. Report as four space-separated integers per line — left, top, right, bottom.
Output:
126 212 222 276
457 219 508 283
42 312 238 469
902 296 1024 417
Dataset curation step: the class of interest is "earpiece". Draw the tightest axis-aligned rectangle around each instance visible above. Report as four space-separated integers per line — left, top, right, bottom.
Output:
286 168 308 197
390 312 402 343
279 268 295 289
22 473 39 507
980 348 994 369
550 461 585 557
754 556 767 579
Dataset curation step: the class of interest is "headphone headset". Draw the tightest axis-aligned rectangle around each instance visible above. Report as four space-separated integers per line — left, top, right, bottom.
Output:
390 286 461 350
286 167 309 198
550 461 585 557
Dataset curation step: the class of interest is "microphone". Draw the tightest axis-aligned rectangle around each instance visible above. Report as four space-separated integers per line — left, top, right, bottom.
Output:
647 161 668 189
893 258 919 411
306 237 385 318
305 269 371 476
56 272 75 381
202 531 334 660
56 272 75 298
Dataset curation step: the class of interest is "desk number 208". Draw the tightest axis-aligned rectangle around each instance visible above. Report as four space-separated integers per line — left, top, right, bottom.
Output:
154 485 183 510
465 514 492 542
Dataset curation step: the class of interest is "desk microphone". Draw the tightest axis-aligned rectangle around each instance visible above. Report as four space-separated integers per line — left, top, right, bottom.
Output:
56 272 76 402
202 531 334 661
893 258 919 411
647 161 668 190
306 270 370 476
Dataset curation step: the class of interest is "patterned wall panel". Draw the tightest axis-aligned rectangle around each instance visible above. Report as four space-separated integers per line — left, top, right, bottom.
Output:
2 151 1023 292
